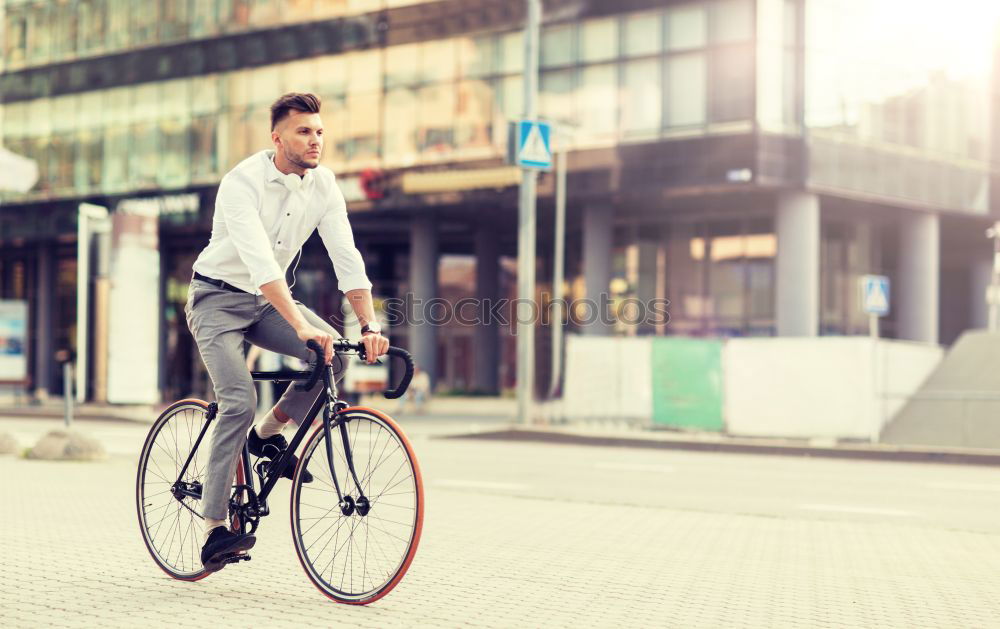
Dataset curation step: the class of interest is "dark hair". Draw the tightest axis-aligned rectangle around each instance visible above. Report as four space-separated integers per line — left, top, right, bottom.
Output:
270 92 321 130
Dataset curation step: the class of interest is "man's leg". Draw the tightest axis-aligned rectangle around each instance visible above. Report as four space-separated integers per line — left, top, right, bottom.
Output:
245 302 346 431
196 328 258 525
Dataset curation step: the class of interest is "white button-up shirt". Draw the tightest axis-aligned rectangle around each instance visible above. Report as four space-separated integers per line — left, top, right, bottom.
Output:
192 150 372 295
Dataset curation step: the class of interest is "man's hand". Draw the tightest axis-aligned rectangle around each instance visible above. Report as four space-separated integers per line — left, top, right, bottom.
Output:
360 331 389 365
296 324 334 365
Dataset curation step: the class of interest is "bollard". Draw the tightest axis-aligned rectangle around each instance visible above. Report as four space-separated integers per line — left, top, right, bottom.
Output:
63 361 73 428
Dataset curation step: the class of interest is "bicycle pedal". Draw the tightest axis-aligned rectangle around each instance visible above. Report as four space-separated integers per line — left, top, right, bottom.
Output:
223 553 251 564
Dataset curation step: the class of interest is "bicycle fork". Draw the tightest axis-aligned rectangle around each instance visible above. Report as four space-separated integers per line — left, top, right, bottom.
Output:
322 366 370 517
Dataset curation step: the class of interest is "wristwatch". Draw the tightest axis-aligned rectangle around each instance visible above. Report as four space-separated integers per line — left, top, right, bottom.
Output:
361 322 382 336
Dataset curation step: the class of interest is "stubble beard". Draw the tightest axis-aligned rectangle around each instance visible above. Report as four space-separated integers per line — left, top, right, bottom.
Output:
285 146 319 171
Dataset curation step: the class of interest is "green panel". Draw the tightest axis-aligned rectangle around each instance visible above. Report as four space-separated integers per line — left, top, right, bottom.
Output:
650 337 724 431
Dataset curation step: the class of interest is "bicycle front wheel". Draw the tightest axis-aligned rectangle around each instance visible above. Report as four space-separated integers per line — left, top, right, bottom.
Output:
290 407 424 605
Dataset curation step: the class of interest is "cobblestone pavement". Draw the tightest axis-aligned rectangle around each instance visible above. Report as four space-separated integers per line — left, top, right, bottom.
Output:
2 417 1000 628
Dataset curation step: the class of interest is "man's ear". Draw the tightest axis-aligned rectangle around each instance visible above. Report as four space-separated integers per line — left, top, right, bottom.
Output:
271 130 281 147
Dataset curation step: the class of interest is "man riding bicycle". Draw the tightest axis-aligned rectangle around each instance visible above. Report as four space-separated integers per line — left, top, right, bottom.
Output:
185 92 389 572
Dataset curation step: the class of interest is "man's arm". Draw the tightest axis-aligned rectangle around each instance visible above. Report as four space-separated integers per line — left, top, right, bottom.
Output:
259 278 335 364
317 176 386 364
346 288 390 365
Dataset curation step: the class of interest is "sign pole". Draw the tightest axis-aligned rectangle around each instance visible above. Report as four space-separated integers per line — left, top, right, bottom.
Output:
516 0 541 425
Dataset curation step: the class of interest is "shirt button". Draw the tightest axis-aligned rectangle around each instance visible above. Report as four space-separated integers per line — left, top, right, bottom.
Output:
277 241 281 244
286 213 290 216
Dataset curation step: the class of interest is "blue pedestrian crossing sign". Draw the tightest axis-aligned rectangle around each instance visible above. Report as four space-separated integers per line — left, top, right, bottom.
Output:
861 275 890 316
510 120 553 170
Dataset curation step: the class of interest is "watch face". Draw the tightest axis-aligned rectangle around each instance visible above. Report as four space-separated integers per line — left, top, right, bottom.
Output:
366 323 382 335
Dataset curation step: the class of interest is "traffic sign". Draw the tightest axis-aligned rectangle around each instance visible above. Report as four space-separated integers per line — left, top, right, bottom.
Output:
508 120 553 170
861 275 890 316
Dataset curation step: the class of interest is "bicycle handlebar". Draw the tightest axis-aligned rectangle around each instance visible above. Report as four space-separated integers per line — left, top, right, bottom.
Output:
296 339 415 399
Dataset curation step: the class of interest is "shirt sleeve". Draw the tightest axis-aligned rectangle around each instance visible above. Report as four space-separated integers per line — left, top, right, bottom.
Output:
317 178 373 293
216 173 285 289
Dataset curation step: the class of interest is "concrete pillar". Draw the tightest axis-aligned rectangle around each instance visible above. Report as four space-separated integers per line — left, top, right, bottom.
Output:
33 244 54 400
635 237 660 335
582 204 613 335
409 216 438 387
897 212 940 344
474 220 499 393
970 258 991 330
776 191 820 336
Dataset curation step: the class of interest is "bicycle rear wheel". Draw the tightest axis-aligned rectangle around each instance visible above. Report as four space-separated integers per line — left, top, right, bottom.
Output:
136 399 246 581
290 407 424 605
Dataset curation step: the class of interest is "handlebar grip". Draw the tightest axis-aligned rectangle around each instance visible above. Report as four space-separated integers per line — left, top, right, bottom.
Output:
382 346 415 400
295 339 325 391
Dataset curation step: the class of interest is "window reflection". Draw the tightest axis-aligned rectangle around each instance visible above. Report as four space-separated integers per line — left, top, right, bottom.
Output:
623 11 662 57
541 24 576 68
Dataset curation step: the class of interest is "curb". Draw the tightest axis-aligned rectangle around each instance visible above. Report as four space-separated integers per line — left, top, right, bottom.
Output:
441 428 1000 467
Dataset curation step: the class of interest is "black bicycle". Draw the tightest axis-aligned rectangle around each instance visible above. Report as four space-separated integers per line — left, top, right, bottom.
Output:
135 339 424 605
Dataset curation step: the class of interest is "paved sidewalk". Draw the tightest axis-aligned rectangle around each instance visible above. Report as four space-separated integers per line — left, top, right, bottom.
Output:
2 418 1000 626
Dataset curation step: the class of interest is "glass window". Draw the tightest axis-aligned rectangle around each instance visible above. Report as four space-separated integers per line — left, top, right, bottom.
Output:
711 0 753 44
283 0 316 24
313 0 347 20
459 35 496 79
159 79 192 188
159 0 189 42
383 88 419 167
78 0 108 54
190 0 219 37
321 94 348 170
50 95 78 191
498 31 524 75
667 4 707 50
52 0 80 60
420 39 457 84
282 58 317 94
315 55 347 99
541 23 575 68
623 11 662 57
348 50 383 94
386 44 420 88
499 74 524 120
455 80 496 155
345 91 381 167
580 17 618 63
27 2 52 64
105 0 130 51
622 58 662 135
3 7 29 67
131 84 161 186
577 64 617 142
220 0 252 32
667 54 707 127
250 66 281 106
711 45 753 123
130 0 160 46
76 92 104 191
250 0 281 26
418 84 456 158
102 88 129 191
540 70 575 124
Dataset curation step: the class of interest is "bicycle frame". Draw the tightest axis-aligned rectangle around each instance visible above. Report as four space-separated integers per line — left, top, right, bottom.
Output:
171 362 368 536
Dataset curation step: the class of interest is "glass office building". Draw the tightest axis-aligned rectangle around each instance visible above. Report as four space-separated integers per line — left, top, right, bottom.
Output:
0 0 996 401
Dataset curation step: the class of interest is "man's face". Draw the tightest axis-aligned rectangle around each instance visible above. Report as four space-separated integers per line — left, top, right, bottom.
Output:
272 110 324 169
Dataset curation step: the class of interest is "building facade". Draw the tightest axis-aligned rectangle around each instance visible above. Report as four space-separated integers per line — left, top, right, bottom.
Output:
0 0 996 402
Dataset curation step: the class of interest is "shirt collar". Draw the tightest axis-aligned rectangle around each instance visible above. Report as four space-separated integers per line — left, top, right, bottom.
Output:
263 149 315 191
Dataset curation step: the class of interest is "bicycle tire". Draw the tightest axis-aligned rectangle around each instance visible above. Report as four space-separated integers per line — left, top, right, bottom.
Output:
290 407 424 605
136 398 246 581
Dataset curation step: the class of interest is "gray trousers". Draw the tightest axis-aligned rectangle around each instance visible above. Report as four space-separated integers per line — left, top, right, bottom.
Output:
184 279 344 521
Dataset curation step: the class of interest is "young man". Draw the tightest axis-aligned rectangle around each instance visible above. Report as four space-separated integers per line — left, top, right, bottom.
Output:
185 92 389 572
